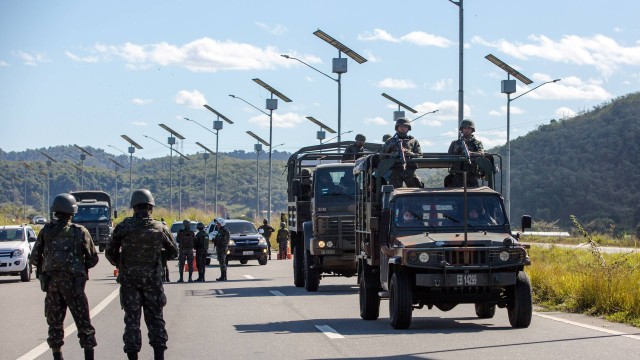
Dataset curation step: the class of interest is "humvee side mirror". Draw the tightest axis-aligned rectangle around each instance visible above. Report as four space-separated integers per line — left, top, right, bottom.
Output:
521 215 532 232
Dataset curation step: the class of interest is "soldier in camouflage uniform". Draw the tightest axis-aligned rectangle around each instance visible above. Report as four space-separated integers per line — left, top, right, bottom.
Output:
276 222 289 260
213 217 230 281
448 119 485 187
106 189 178 360
381 118 423 188
176 219 195 283
342 133 366 161
257 219 275 260
193 222 208 282
30 193 99 360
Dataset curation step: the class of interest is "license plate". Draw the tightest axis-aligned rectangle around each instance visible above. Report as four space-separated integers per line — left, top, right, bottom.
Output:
457 274 477 286
242 251 254 255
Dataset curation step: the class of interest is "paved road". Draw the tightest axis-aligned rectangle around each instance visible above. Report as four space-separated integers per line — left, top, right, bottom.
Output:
2 252 639 360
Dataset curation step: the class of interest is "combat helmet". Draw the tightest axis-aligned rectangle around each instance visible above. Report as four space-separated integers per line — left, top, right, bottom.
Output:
263 219 269 225
51 193 78 214
355 134 366 142
280 222 286 228
197 222 205 230
130 189 155 207
459 119 475 132
395 118 412 131
216 217 226 226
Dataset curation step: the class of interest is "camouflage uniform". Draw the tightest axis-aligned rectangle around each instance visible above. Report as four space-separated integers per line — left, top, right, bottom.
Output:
381 134 423 188
213 224 230 280
193 229 209 281
342 134 366 162
30 220 99 352
257 221 275 260
176 228 195 282
106 214 178 355
276 226 289 260
448 134 484 187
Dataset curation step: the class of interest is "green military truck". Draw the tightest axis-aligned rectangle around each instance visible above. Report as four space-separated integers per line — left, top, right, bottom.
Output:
354 153 532 329
70 191 116 252
286 141 382 291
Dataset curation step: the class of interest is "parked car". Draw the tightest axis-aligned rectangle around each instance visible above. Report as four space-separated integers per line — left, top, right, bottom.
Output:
207 219 268 265
0 224 37 282
31 215 46 225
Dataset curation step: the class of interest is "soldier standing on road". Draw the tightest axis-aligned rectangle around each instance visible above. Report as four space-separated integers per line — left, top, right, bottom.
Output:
106 189 178 360
30 193 99 360
276 222 289 260
342 133 366 161
447 119 484 187
193 222 208 282
160 218 170 282
213 218 230 281
381 118 423 188
176 219 195 283
257 219 275 260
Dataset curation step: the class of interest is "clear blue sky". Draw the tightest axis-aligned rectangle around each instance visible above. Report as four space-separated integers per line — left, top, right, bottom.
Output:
2 0 639 158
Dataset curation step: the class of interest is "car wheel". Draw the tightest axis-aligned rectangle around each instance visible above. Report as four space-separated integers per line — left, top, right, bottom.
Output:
508 271 533 328
258 256 268 265
21 262 31 282
389 270 412 329
98 245 105 253
359 265 380 320
304 250 320 292
475 303 496 319
240 259 249 265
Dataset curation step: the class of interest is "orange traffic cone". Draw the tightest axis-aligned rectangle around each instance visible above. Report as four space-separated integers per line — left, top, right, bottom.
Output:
184 257 198 272
287 243 292 259
113 268 118 277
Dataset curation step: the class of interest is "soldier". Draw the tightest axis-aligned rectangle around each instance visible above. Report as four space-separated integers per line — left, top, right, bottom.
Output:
193 222 208 282
276 222 289 260
176 219 195 283
30 193 99 360
381 118 423 188
106 189 178 360
257 219 275 260
213 217 230 281
342 133 366 161
447 119 485 187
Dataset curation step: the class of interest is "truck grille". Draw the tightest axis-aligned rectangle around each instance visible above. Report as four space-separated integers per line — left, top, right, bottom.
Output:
444 249 487 265
316 216 355 244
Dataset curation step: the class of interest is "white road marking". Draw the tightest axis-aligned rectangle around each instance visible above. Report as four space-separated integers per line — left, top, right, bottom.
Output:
534 312 640 341
315 325 344 339
243 275 255 279
214 289 225 295
17 288 120 360
270 290 285 296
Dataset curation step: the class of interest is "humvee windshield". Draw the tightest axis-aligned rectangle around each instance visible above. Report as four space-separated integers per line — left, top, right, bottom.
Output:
73 206 110 222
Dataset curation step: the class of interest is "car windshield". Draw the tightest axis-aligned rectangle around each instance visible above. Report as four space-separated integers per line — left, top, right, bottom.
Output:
394 194 507 229
73 206 110 222
314 169 355 197
0 229 23 241
171 223 197 232
225 222 258 235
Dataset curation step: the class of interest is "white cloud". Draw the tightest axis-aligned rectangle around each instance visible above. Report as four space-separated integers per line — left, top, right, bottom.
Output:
364 116 388 125
554 107 576 118
613 27 623 33
65 51 98 63
471 34 640 77
376 77 417 89
132 121 148 126
363 50 380 62
475 129 506 149
431 78 453 91
14 50 49 66
255 22 287 35
359 28 452 48
248 112 304 128
414 99 470 122
0 60 9 67
175 90 206 109
489 110 501 116
131 98 152 105
358 29 400 42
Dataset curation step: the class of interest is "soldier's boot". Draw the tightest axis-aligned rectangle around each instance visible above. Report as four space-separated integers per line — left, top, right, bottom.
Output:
52 348 63 360
177 269 184 283
216 269 226 281
153 347 165 360
188 271 193 282
126 352 138 360
84 347 94 360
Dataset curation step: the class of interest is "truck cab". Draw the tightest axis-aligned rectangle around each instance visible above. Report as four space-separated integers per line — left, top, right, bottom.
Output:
69 191 115 252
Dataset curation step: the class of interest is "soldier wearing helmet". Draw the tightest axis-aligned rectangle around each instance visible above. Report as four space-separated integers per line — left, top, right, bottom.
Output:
176 219 195 283
213 217 230 281
342 133 367 162
276 221 290 260
448 119 485 187
193 222 208 282
31 193 99 360
106 189 178 360
380 117 423 188
257 219 275 260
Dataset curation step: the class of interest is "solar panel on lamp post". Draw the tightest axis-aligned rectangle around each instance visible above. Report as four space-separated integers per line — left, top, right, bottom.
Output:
120 135 143 202
108 158 125 214
381 93 418 122
158 124 186 216
202 106 234 217
246 131 270 221
74 145 93 191
305 116 336 147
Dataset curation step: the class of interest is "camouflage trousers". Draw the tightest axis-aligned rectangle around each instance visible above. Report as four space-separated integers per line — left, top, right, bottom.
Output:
195 249 207 276
45 273 96 349
216 246 227 272
278 241 288 259
389 169 423 188
118 275 168 353
178 249 194 274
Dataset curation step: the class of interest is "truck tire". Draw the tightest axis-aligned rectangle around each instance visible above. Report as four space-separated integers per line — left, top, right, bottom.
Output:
20 262 31 282
293 244 305 287
98 245 105 253
258 256 268 265
359 266 380 320
508 271 533 328
389 271 412 329
475 303 496 319
240 259 249 265
304 250 320 292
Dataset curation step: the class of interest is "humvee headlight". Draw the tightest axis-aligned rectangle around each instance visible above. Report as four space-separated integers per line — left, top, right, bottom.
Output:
326 241 334 248
258 238 267 245
499 251 510 261
318 241 326 248
419 252 430 263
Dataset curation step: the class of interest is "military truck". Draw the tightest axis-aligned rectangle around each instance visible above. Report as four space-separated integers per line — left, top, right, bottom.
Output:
286 141 382 291
70 191 116 252
354 153 532 329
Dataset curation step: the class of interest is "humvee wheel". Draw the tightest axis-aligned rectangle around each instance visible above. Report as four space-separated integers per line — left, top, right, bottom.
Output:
508 271 532 328
98 245 105 252
359 267 380 320
389 271 412 329
304 251 320 292
293 244 305 287
475 303 496 319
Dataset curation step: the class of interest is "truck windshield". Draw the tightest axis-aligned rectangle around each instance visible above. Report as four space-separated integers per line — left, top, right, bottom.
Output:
394 194 507 229
314 169 355 197
73 206 110 222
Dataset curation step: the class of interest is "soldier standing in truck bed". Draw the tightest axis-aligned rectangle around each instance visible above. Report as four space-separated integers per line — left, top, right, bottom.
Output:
448 119 484 187
380 118 423 188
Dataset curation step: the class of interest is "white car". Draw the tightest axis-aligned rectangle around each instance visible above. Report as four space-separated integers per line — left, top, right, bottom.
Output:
169 221 198 243
0 225 37 282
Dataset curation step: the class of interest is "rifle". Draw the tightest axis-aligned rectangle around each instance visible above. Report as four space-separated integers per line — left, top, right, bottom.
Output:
459 132 472 164
397 135 407 170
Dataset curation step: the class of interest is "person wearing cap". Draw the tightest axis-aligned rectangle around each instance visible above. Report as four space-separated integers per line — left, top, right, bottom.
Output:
257 219 275 260
448 119 484 187
213 218 230 281
380 118 423 188
342 133 366 161
106 189 178 360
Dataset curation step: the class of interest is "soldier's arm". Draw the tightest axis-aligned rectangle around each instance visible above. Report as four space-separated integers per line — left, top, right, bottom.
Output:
447 140 457 155
162 227 179 259
474 140 485 155
105 223 124 266
409 140 422 158
81 227 99 269
30 227 46 268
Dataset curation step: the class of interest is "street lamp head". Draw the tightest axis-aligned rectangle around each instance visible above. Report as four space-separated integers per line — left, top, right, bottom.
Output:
281 54 291 59
228 94 236 98
552 78 561 83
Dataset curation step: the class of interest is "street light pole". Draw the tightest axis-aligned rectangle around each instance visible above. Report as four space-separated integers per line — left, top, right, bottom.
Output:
246 131 270 221
108 158 124 214
449 0 464 130
159 124 186 216
119 136 143 201
202 106 234 217
40 152 58 210
74 145 93 191
195 141 215 215
20 161 33 220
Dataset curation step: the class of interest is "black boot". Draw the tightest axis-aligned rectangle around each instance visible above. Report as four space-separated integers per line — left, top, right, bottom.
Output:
126 352 138 360
84 348 94 360
52 349 63 360
188 272 193 282
216 269 226 281
153 347 165 360
177 271 184 283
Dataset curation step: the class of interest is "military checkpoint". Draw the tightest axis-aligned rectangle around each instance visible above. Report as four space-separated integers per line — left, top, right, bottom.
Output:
3 1 640 359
